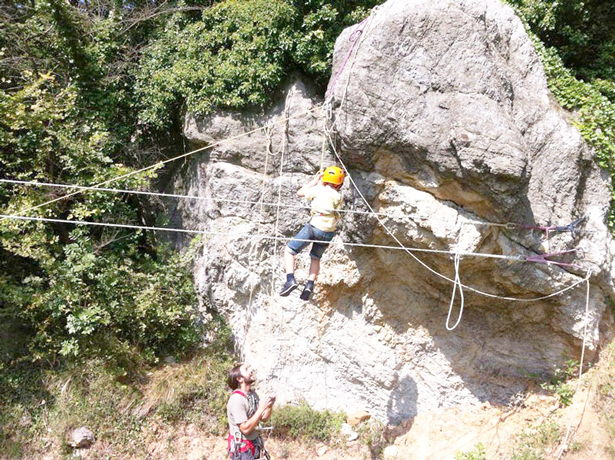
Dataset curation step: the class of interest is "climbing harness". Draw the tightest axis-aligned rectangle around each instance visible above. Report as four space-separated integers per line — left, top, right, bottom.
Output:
227 390 270 460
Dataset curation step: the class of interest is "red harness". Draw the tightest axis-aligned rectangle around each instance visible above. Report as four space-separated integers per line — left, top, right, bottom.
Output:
227 390 258 457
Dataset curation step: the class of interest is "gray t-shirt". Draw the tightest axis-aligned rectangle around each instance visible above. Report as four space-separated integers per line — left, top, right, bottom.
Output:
227 390 259 441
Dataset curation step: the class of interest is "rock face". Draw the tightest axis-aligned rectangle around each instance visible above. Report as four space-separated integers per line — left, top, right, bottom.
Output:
174 0 615 423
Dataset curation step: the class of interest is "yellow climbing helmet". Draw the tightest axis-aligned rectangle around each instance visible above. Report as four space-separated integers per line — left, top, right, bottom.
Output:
322 166 345 185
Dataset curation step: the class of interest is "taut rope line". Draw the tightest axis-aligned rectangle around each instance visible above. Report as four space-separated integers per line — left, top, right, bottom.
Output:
1 213 592 302
270 91 293 293
0 105 322 221
0 179 585 243
555 269 593 458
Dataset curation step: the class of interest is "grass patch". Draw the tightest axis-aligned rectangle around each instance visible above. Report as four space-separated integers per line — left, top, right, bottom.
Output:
269 402 346 443
510 420 561 460
539 360 579 407
356 420 388 458
455 443 488 460
0 315 234 458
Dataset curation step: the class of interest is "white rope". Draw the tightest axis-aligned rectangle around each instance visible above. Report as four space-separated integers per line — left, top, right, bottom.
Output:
0 105 322 220
271 90 292 292
260 123 274 215
0 213 593 302
578 269 592 387
246 122 274 307
0 213 524 259
1 180 588 241
555 269 593 459
446 253 465 331
0 177 396 218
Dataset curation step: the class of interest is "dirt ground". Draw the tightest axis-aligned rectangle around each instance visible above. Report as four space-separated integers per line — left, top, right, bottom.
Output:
57 357 613 460
393 383 612 460
146 366 613 460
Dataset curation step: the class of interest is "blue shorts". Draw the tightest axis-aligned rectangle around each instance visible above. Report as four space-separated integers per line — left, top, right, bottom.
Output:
286 223 336 260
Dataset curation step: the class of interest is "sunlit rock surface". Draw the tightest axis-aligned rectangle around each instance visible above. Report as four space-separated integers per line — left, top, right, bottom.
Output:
174 0 615 423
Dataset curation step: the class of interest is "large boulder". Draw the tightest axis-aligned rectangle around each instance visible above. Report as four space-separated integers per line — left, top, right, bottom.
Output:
174 0 615 423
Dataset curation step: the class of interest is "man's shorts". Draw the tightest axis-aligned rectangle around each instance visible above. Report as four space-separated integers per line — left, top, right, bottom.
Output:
286 223 336 260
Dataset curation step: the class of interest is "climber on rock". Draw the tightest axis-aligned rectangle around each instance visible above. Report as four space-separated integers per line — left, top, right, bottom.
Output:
280 166 346 301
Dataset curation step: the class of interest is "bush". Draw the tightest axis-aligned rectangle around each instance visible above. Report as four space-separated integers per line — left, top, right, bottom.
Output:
0 316 234 458
510 420 561 460
455 443 488 460
135 0 383 130
539 360 579 407
505 0 615 81
269 402 346 442
506 1 615 228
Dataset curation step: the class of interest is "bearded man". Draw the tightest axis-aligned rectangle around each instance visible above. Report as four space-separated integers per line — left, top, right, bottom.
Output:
226 363 276 460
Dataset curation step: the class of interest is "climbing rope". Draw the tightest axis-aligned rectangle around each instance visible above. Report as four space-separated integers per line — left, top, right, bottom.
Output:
1 212 594 300
0 178 402 219
446 253 465 331
0 105 323 221
270 90 293 293
0 178 591 248
260 122 274 215
555 269 593 458
325 16 370 101
0 213 536 260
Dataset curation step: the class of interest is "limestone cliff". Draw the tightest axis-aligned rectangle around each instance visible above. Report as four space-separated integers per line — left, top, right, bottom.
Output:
172 0 615 423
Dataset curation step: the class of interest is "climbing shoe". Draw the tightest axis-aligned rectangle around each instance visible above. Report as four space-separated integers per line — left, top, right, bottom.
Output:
279 279 299 297
300 282 314 301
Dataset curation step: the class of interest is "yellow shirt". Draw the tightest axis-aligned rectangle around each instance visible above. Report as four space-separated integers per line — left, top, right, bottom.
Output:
304 184 343 232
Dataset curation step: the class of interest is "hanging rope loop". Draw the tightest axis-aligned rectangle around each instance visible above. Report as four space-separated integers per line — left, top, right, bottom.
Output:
446 253 465 331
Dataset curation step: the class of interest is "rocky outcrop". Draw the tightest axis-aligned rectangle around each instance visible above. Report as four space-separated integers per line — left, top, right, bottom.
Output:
173 0 615 423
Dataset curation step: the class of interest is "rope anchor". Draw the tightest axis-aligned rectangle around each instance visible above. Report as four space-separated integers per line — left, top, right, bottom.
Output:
526 247 583 269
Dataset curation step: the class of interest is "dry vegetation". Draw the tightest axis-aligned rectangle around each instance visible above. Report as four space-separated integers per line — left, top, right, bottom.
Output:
4 333 615 460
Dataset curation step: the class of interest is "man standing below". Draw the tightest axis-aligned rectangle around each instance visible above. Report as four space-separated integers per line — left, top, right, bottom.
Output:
227 363 276 460
279 166 346 300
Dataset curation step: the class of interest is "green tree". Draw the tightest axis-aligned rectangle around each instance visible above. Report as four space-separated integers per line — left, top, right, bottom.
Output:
0 0 203 369
134 0 383 130
506 0 615 226
507 0 615 81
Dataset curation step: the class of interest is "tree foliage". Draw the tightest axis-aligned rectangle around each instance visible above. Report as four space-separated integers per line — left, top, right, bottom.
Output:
506 0 615 81
0 0 202 369
135 0 382 129
135 0 297 128
506 0 615 225
0 0 384 372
